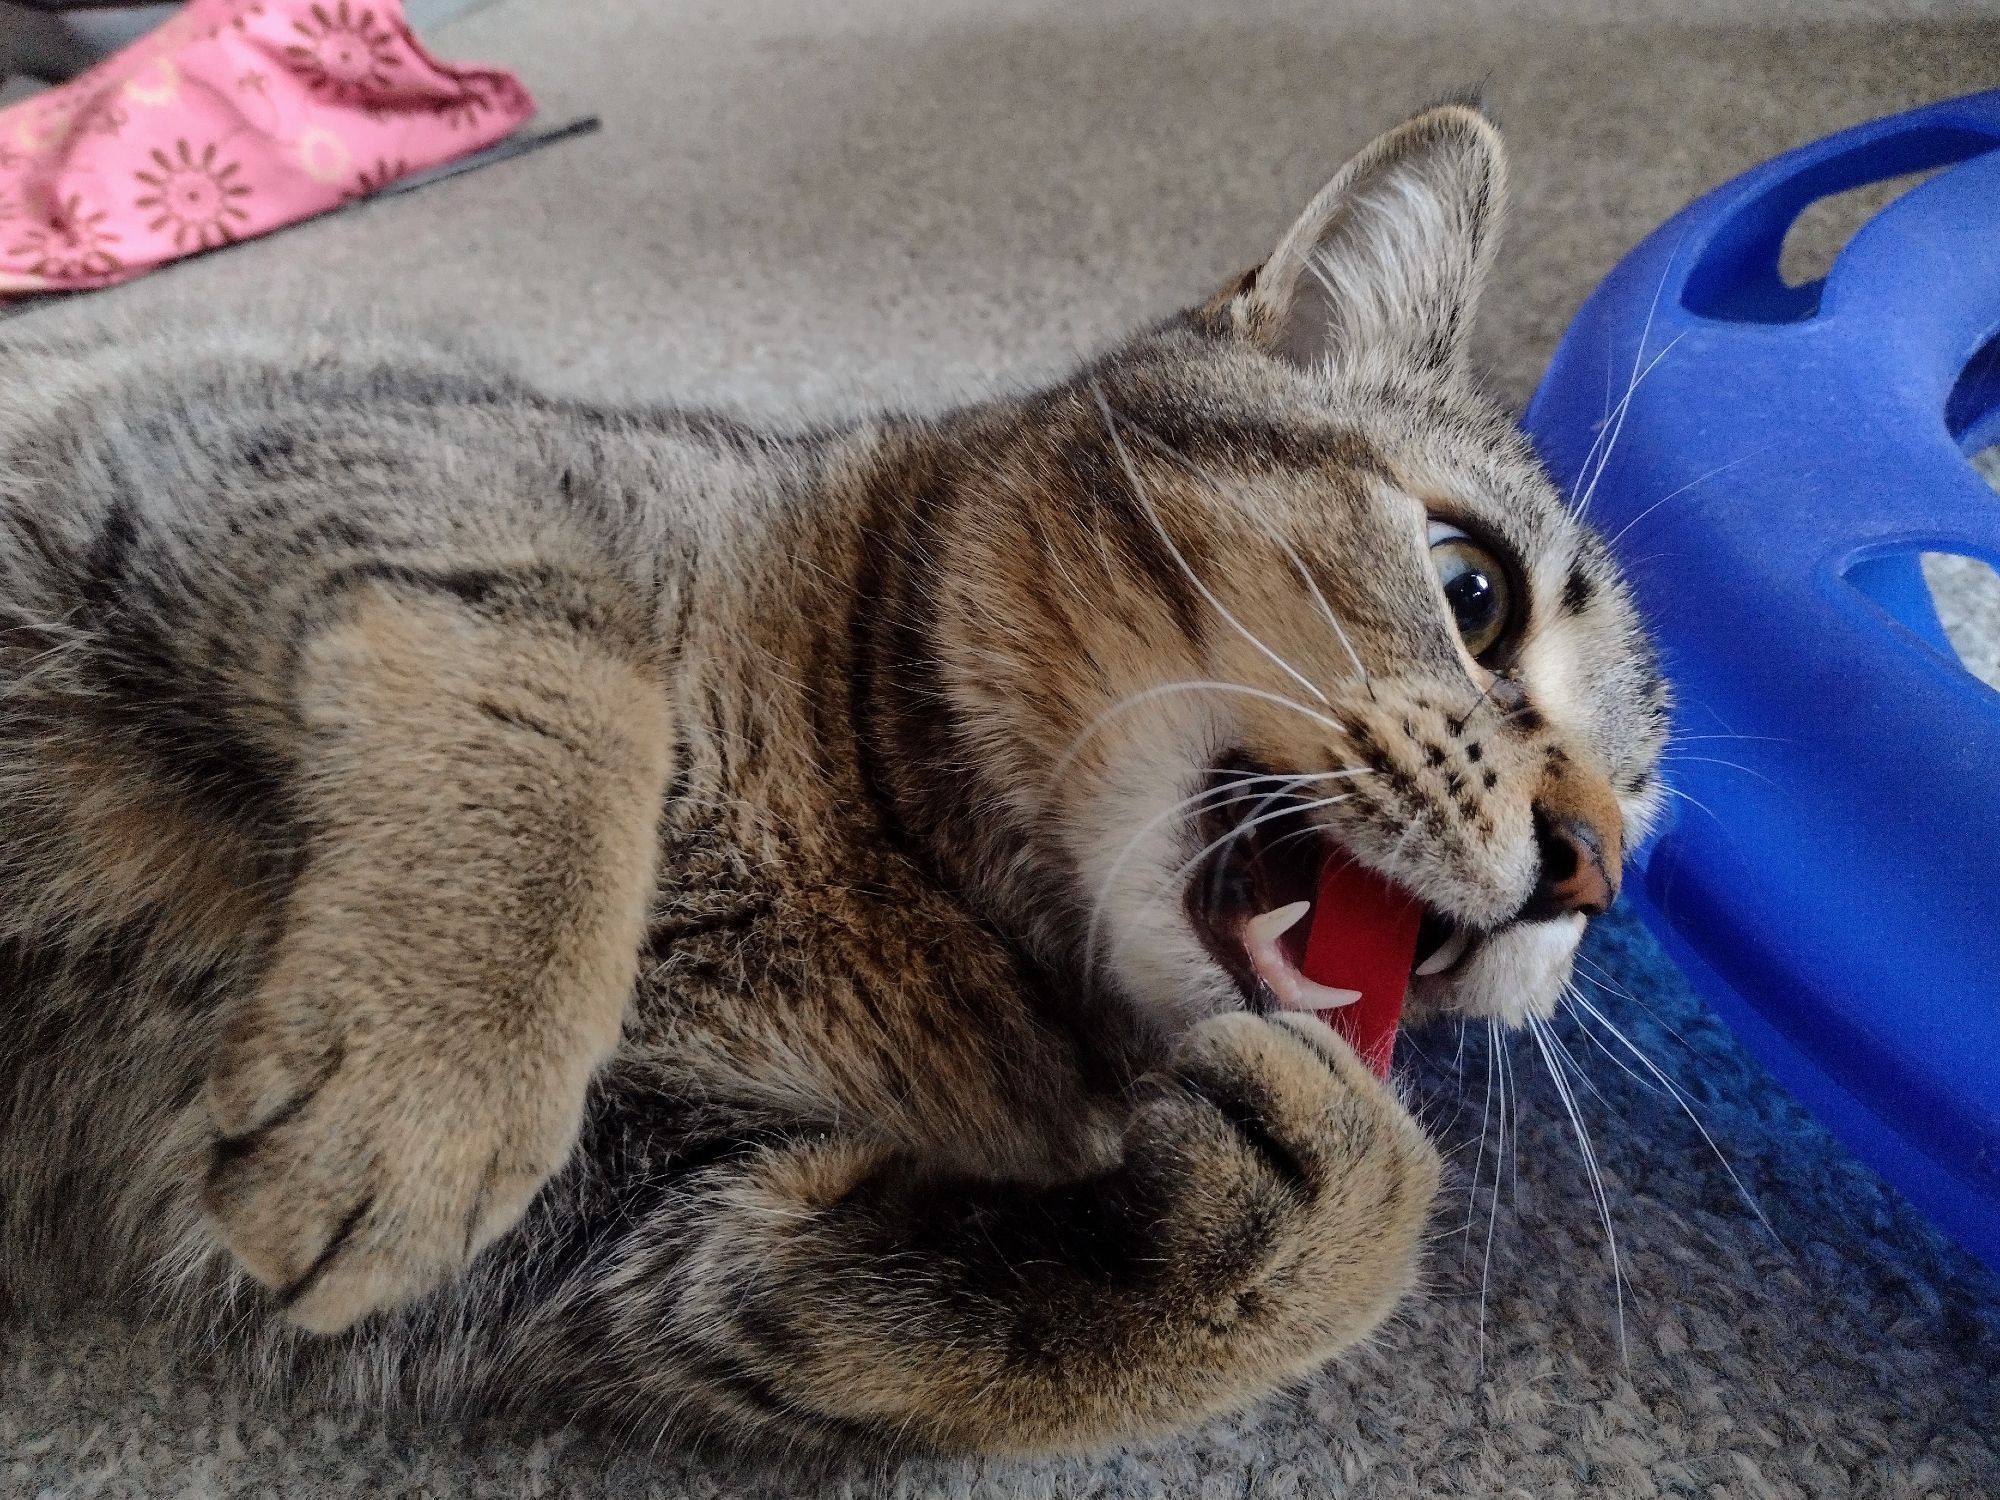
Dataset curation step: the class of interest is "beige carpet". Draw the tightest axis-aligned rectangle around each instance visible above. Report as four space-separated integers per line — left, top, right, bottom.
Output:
6 1 2000 1495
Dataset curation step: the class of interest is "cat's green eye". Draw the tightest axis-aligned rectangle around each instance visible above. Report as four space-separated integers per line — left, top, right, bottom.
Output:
1427 523 1516 661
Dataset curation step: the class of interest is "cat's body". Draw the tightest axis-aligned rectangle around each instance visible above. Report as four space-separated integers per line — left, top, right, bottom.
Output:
0 107 1668 1460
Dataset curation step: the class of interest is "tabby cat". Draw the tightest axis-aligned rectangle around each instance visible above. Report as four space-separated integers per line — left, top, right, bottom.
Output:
0 104 1668 1460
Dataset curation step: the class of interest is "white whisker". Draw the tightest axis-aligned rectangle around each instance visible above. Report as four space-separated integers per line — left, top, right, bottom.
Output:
1082 774 1367 992
1572 237 1686 517
1666 731 1792 746
1467 1015 1497 1245
1574 330 1687 520
1088 381 1335 708
1478 1016 1506 1373
1053 679 1348 781
1657 782 1727 829
1157 789 1361 903
1500 1018 1521 1203
1605 446 1767 549
1529 1012 1629 1365
1564 988 1778 1240
1656 752 1778 787
1120 417 1372 691
1559 982 1668 1098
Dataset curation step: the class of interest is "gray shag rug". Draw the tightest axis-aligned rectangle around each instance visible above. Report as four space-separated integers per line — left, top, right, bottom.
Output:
6 1 2000 1495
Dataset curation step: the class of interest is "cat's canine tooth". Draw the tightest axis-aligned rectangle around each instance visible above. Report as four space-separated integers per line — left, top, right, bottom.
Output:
1243 901 1312 946
1413 926 1473 977
1298 978 1363 1010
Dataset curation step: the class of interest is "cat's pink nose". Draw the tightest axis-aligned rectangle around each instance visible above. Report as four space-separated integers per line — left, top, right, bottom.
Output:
1526 810 1618 919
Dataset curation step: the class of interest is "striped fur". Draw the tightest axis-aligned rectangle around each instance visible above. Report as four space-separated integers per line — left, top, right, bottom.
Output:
0 107 1665 1462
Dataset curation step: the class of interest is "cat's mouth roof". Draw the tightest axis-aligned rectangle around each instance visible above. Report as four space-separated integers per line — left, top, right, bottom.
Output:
1182 759 1474 1012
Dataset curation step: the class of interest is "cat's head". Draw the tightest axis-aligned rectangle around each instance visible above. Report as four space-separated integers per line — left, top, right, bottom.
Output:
936 104 1668 1036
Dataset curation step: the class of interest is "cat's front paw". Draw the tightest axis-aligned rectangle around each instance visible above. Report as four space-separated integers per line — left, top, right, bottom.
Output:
1141 1011 1441 1353
201 975 597 1334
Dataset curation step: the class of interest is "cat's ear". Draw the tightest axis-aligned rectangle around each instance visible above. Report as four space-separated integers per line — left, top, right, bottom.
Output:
1204 103 1505 378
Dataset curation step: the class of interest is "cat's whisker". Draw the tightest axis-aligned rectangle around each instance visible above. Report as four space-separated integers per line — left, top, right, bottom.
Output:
1119 416 1373 694
1089 381 1337 710
1571 236 1686 517
1568 955 1703 1057
1557 981 1668 1098
1449 670 1504 736
1477 1015 1506 1375
1604 445 1767 549
1563 987 1778 1241
1656 781 1727 830
1538 1010 1612 1109
1157 789 1361 906
1573 329 1687 520
1665 730 1793 746
1109 782 1366 1000
1467 1014 1497 1246
1656 751 1778 787
1499 1019 1523 1205
1081 772 1365 992
1052 679 1347 781
1528 1011 1629 1366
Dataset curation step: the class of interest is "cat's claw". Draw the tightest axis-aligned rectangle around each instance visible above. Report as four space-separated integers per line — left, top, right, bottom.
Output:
201 975 590 1333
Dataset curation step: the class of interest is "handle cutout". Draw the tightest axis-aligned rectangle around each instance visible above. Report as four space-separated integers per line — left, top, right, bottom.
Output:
1681 126 2000 324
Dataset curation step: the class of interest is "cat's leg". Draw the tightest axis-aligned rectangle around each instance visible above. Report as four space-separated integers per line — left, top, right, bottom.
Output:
642 1011 1439 1454
203 581 670 1334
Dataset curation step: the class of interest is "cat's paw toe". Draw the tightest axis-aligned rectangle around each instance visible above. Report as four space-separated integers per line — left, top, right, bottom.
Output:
202 1030 572 1333
1165 1010 1441 1256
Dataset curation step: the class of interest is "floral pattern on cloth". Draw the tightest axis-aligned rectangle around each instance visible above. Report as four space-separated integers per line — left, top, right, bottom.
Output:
0 0 535 297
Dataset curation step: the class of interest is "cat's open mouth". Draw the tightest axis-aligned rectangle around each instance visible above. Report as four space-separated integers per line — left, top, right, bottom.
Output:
1185 764 1475 1012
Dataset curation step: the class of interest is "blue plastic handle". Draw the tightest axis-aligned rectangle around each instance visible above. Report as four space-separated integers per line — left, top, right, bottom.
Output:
1523 91 2000 1274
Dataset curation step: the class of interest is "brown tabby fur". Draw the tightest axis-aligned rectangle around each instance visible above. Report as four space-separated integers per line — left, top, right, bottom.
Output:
0 105 1667 1462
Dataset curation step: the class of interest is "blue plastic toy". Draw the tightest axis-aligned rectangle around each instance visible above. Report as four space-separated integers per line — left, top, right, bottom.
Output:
1522 91 2000 1274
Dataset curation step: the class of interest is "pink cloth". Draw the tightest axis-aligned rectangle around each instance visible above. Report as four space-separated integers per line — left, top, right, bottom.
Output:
0 0 535 296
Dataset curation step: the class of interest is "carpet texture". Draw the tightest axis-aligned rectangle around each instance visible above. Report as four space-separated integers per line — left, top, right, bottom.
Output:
6 1 2000 1495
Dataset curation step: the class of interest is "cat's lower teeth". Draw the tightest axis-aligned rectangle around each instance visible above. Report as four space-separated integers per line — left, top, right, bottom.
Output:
1413 926 1473 976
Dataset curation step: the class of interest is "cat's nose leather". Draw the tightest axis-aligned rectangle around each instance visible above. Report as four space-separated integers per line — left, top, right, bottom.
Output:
1521 809 1618 920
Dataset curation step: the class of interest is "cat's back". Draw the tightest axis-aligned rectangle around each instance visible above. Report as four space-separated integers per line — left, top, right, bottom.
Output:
0 316 805 560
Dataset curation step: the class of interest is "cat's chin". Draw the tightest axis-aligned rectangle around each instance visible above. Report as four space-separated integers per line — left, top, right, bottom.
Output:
1403 911 1587 1030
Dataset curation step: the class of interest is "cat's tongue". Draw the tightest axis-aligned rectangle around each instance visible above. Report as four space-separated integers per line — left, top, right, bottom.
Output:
1302 861 1423 1079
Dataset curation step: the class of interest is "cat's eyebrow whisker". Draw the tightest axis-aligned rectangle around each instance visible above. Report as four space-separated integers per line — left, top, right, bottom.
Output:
1117 415 1374 696
1571 235 1686 517
1053 679 1347 781
1528 1011 1630 1367
1604 445 1767 550
1571 328 1686 519
1088 380 1336 710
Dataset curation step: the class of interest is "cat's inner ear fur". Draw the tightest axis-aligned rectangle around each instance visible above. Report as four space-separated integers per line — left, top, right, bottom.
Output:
1206 104 1506 379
